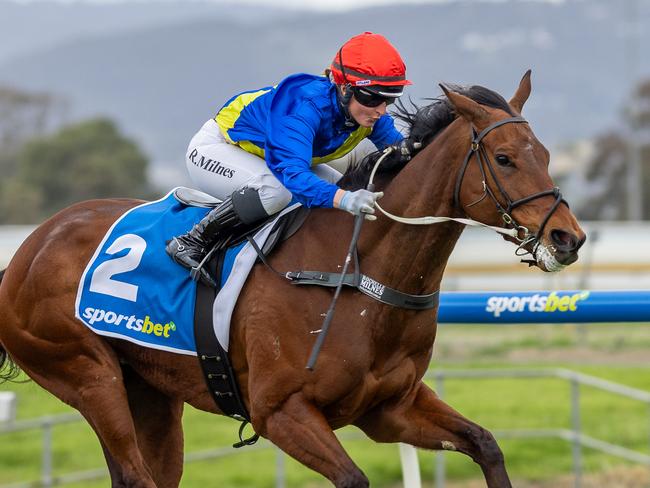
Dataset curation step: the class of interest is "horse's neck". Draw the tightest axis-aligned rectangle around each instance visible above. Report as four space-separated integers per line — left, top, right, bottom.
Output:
360 122 469 295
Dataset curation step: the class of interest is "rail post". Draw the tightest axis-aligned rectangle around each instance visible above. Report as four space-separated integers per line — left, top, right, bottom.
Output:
42 418 53 487
275 447 286 488
435 371 446 488
570 377 583 488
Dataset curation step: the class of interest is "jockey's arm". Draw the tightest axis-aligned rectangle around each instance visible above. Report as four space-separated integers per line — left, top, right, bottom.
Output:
265 101 341 209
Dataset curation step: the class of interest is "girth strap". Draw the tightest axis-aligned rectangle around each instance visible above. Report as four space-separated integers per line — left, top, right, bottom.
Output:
286 271 440 311
194 259 259 448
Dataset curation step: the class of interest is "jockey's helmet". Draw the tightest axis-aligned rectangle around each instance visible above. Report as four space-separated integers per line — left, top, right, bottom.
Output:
329 32 411 102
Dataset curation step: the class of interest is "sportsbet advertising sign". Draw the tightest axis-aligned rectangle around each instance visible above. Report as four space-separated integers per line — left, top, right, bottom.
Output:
437 290 650 323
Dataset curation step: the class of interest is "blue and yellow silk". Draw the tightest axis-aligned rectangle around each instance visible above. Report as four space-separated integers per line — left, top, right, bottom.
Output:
215 73 403 208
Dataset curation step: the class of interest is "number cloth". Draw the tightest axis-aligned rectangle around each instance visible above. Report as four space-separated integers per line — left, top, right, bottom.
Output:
75 190 208 354
75 189 296 355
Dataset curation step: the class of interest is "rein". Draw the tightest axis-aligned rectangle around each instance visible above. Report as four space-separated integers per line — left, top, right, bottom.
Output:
371 116 567 257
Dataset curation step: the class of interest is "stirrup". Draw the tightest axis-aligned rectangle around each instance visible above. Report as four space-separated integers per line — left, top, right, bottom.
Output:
189 243 220 288
233 420 260 448
190 266 217 288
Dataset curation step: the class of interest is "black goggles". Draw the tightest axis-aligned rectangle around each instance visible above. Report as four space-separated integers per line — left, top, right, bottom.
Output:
352 87 396 107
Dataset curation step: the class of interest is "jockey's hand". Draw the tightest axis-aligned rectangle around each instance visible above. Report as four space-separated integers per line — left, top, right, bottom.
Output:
337 189 384 221
390 138 422 164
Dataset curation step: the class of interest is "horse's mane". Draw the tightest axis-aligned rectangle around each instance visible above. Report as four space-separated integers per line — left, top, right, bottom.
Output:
338 84 515 190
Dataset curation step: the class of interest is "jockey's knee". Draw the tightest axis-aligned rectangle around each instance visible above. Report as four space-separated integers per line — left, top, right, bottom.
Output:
245 174 292 216
231 187 272 225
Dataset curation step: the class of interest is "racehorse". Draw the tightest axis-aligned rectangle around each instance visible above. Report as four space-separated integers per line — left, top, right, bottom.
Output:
0 71 585 488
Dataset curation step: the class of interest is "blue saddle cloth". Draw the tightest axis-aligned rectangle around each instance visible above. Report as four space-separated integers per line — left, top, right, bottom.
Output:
75 189 244 355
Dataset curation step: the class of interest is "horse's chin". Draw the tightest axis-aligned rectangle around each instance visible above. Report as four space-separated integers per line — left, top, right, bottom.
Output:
502 235 570 272
533 241 578 272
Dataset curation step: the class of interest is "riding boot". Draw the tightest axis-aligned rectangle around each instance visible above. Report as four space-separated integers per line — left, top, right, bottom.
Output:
166 187 270 287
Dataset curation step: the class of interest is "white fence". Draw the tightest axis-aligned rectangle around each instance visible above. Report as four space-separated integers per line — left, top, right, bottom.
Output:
2 368 649 488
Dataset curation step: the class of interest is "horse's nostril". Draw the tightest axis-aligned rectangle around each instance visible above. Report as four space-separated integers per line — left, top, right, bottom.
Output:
550 229 580 252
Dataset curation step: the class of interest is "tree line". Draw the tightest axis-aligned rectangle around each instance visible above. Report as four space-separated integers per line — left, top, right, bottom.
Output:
563 78 650 220
0 86 152 224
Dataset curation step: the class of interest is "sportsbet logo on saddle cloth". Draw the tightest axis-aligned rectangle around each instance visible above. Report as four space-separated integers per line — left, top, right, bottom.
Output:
75 189 292 355
75 190 211 355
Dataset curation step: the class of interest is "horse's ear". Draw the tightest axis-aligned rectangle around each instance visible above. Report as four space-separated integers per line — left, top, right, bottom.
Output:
509 69 532 113
439 84 490 126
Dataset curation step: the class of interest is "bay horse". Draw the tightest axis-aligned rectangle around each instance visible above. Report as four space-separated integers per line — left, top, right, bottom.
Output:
0 71 585 488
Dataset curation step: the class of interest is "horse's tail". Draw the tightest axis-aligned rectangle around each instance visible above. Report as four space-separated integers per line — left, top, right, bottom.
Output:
0 269 22 383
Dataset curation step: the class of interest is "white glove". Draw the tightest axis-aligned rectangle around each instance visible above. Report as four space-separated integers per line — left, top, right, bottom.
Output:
338 189 384 221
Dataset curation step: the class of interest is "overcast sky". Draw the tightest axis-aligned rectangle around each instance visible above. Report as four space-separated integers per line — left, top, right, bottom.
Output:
7 0 567 12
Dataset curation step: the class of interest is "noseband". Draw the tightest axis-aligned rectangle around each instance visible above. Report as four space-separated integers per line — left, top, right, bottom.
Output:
453 116 568 253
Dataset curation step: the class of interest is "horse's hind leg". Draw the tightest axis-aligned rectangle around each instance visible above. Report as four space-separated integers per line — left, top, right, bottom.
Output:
97 366 185 488
122 365 185 488
0 314 158 487
356 383 511 488
50 356 159 488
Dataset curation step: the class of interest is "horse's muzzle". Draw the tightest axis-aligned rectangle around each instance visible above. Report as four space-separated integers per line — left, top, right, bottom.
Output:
549 228 586 266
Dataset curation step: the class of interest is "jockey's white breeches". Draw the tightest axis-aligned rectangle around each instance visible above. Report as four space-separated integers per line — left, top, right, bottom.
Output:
185 119 375 216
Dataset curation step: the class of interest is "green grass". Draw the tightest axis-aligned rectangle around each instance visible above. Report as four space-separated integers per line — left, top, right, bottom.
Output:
420 367 650 483
1 323 650 487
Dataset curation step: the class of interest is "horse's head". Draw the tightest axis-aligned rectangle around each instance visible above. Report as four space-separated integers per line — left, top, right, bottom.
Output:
443 71 585 271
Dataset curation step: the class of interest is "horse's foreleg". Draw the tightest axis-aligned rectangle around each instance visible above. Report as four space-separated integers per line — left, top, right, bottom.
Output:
123 365 185 488
355 383 511 488
258 392 369 488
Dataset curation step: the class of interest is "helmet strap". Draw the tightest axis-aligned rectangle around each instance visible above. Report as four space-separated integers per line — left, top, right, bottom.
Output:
336 48 357 127
338 84 356 127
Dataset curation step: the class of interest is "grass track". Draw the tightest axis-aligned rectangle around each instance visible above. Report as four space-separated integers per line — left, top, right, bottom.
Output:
1 323 649 487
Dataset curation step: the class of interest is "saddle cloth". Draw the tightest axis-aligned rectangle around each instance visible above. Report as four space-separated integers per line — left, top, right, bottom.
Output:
75 188 298 355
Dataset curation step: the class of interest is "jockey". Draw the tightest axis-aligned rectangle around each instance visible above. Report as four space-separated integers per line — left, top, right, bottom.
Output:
166 32 414 286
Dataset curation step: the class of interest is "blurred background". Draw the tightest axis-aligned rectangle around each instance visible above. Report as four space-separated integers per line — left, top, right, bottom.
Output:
1 0 649 487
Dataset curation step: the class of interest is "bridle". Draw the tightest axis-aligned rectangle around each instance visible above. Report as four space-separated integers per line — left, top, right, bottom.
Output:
369 115 568 259
453 116 568 254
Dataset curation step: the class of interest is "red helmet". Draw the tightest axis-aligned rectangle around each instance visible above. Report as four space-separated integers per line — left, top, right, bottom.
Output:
330 32 411 98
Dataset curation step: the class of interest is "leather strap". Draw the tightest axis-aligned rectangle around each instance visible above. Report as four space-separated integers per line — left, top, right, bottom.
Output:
286 270 439 311
193 255 259 448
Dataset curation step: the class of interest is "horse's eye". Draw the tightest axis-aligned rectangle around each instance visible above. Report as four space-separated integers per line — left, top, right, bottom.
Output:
495 154 513 167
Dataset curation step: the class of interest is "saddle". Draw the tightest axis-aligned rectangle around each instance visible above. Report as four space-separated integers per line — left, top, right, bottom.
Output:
174 186 307 256
173 187 222 208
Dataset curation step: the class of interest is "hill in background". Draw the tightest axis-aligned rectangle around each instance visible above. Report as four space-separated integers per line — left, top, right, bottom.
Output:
0 0 648 189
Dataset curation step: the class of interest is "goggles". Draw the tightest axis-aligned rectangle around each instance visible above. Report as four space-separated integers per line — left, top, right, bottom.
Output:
352 87 396 107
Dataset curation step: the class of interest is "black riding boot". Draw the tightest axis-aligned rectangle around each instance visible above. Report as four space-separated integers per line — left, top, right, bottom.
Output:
166 187 269 287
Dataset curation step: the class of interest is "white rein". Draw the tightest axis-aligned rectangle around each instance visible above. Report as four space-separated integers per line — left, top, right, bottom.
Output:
368 147 521 239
